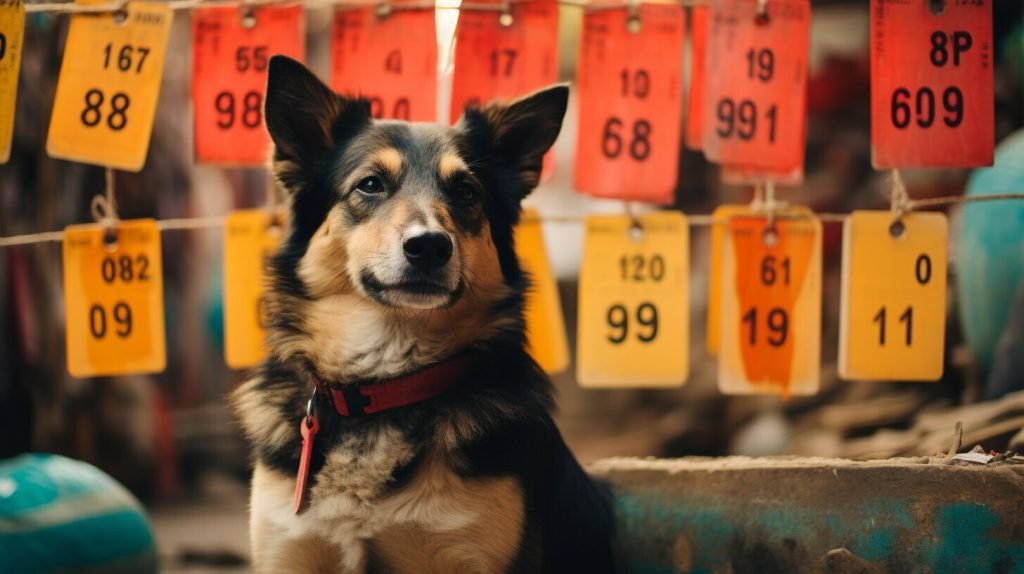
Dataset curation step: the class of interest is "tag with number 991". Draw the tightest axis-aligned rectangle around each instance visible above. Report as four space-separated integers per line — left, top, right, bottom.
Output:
63 220 166 377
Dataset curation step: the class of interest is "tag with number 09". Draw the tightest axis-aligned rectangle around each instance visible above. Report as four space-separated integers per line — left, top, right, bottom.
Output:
840 212 947 381
719 216 820 397
577 212 689 387
47 1 172 171
63 220 166 377
0 0 25 164
224 210 283 369
516 210 569 375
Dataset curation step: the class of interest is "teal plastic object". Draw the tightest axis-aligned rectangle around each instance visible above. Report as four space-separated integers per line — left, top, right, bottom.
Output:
958 129 1024 368
0 454 158 574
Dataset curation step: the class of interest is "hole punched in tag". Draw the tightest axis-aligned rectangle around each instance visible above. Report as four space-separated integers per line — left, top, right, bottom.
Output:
889 219 907 239
375 2 393 19
928 0 946 16
626 0 641 34
240 7 256 29
754 0 770 26
112 8 128 26
499 1 513 27
625 202 644 243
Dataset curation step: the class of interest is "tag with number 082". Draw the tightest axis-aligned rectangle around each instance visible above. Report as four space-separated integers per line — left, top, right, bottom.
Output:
839 212 947 381
63 220 166 377
224 210 283 369
0 0 25 164
516 210 569 375
577 212 689 388
47 0 172 171
719 215 821 397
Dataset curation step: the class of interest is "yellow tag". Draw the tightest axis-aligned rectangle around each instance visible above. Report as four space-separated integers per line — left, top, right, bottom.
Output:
839 211 947 381
516 210 569 375
0 0 25 164
719 215 821 397
47 1 172 171
224 210 282 369
577 212 689 388
706 204 750 356
63 220 166 377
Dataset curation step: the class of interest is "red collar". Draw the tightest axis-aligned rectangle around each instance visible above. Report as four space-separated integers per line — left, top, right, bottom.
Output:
316 355 474 416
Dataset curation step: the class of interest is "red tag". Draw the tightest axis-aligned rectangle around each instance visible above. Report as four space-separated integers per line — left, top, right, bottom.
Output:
293 414 319 514
192 6 305 165
574 5 685 204
330 3 437 122
870 0 993 168
703 0 810 175
685 6 709 150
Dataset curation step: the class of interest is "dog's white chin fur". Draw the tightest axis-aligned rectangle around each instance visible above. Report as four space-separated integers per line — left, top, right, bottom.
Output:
379 289 456 310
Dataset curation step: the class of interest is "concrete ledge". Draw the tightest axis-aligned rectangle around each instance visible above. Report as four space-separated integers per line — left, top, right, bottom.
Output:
591 456 1024 574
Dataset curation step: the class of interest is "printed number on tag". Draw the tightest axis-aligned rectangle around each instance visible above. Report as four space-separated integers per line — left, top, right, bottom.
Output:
870 0 993 168
685 6 708 151
0 0 25 164
63 220 166 377
719 216 820 397
47 1 172 171
193 6 305 165
839 212 947 381
331 3 437 122
516 210 569 375
703 0 810 175
574 5 685 204
577 212 689 387
224 210 283 369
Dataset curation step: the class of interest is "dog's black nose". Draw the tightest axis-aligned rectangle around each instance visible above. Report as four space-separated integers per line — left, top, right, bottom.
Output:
403 232 453 270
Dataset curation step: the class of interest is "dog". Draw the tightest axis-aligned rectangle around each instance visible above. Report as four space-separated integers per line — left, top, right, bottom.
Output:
230 55 616 573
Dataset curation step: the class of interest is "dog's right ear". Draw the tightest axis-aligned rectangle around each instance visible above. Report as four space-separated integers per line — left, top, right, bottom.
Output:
265 56 371 193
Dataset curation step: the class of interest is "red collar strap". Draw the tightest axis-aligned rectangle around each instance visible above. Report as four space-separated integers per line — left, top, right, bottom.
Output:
317 354 474 416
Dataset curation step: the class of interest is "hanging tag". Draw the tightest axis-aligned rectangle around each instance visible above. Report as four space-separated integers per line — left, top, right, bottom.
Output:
574 5 685 204
870 0 993 168
839 211 947 381
0 0 24 164
224 210 283 369
331 2 437 122
577 212 689 387
703 0 809 176
685 5 708 151
719 215 821 397
192 6 305 165
515 210 569 375
293 414 320 514
63 220 166 377
47 1 172 171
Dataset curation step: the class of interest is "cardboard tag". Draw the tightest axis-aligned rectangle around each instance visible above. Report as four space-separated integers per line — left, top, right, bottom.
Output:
515 210 569 375
719 215 821 397
192 6 305 165
331 3 437 122
703 0 809 175
0 0 24 164
224 210 283 369
47 0 172 171
685 5 708 151
870 0 993 168
63 220 166 377
577 212 689 387
839 211 947 381
574 5 685 204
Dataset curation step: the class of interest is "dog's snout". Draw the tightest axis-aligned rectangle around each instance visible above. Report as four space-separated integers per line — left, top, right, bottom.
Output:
403 232 453 271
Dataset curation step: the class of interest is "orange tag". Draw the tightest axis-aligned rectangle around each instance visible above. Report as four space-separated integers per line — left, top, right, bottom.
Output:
515 210 569 375
574 5 685 204
703 0 810 175
0 0 25 164
192 6 305 165
224 210 282 369
685 5 708 151
330 4 437 122
870 0 993 168
47 0 172 171
839 212 947 381
63 220 166 377
719 215 821 397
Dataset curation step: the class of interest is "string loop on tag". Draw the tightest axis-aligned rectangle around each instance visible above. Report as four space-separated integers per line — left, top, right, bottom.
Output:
240 5 256 28
375 1 392 18
498 0 513 26
626 0 640 34
760 181 788 246
625 201 643 242
91 168 120 246
755 0 769 25
889 169 911 236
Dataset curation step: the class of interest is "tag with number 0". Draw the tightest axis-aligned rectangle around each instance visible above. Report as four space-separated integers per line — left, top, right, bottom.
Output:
577 212 689 387
870 0 993 168
574 5 685 204
63 220 166 377
224 210 283 369
703 0 809 175
719 215 820 397
331 3 437 121
47 0 172 171
0 0 25 164
685 5 708 151
516 210 569 375
839 212 947 381
193 6 305 165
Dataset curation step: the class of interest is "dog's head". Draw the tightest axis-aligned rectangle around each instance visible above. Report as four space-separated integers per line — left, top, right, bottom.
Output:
264 56 567 317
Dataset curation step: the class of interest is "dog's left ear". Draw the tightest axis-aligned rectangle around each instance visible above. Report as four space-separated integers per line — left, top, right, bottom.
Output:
457 84 569 195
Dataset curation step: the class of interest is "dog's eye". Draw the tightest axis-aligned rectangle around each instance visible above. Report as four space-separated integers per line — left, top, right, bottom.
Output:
457 182 478 202
356 176 384 194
